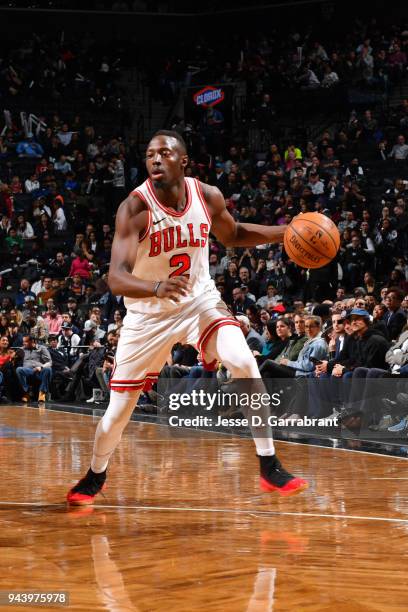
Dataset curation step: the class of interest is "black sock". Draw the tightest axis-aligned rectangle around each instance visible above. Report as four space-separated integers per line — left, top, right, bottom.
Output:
258 454 280 475
87 468 106 482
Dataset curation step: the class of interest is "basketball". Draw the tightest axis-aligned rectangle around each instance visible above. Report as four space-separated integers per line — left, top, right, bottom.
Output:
284 212 340 269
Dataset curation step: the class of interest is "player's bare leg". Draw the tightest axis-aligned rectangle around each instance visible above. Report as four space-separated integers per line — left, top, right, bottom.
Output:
205 325 309 496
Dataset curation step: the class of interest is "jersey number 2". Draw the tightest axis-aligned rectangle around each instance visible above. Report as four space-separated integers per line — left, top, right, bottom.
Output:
169 253 191 277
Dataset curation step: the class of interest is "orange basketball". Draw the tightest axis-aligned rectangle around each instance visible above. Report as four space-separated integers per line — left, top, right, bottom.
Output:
284 212 340 269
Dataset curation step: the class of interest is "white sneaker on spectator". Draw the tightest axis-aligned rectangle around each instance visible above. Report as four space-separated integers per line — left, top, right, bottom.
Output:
325 407 341 421
87 389 104 404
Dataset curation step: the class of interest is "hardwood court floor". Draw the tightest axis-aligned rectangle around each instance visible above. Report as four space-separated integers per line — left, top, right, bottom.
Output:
1 405 408 611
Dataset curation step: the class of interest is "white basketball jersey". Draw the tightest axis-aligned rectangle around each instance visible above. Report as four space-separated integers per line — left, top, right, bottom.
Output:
125 177 216 314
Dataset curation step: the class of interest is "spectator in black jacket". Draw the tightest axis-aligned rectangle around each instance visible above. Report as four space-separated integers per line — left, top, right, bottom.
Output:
49 251 70 279
384 287 407 340
48 335 72 399
349 309 390 369
308 313 355 417
342 236 367 290
314 313 356 378
340 309 391 426
371 303 389 339
307 259 338 302
231 286 255 315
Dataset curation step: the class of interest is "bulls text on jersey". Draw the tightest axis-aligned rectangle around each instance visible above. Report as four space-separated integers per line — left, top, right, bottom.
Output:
148 222 209 257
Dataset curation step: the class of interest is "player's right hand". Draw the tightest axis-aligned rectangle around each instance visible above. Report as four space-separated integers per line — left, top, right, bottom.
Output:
156 277 191 302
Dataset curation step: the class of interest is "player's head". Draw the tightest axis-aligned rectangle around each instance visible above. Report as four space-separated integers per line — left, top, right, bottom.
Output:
146 130 188 188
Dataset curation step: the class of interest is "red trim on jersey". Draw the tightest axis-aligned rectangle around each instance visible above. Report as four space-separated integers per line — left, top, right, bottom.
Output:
110 379 145 384
110 372 160 384
197 317 240 352
110 383 145 392
194 178 212 225
110 386 144 392
146 178 192 217
197 318 241 370
110 371 161 392
132 189 152 242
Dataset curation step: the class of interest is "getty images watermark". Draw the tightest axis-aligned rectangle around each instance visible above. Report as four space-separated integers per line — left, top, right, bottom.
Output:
166 389 339 428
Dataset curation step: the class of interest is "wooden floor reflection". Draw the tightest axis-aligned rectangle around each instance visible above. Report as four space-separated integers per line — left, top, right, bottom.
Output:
1 405 408 611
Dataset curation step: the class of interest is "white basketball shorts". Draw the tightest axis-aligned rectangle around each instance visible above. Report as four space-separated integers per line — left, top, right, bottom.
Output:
110 292 240 392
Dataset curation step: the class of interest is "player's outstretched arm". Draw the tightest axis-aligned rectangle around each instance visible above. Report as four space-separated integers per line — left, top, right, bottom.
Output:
202 183 286 247
108 195 190 301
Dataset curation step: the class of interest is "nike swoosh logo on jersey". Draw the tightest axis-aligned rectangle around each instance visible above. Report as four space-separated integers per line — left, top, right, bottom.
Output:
153 217 167 225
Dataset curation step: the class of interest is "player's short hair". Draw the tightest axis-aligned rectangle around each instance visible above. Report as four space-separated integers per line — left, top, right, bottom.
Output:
150 130 187 153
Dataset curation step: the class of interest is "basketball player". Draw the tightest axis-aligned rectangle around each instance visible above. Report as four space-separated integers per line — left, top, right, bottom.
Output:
67 131 308 504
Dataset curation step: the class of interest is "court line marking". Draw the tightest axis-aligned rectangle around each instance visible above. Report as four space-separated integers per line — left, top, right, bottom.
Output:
0 500 408 524
0 439 225 444
370 477 408 480
13 406 408 461
273 438 408 461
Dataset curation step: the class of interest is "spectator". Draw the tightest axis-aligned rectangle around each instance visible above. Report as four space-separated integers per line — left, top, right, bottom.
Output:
25 173 40 194
321 65 339 88
327 312 347 358
236 315 265 353
37 276 57 304
55 155 72 175
90 330 119 402
385 325 408 375
340 308 392 426
82 318 106 345
277 314 308 361
68 274 86 299
57 322 81 366
48 335 73 400
7 321 23 348
53 200 68 232
16 335 53 402
69 249 92 280
384 287 407 340
61 313 81 336
231 286 255 315
15 278 36 307
43 305 64 335
388 134 408 163
65 297 84 329
260 315 327 378
342 236 367 289
256 283 283 309
16 214 34 239
256 318 292 363
49 252 70 278
0 336 16 401
108 309 124 333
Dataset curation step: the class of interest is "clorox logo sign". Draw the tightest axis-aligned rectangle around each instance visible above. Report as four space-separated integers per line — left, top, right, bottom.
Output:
193 86 225 108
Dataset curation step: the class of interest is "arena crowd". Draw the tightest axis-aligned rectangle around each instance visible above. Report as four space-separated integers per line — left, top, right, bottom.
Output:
1 25 408 434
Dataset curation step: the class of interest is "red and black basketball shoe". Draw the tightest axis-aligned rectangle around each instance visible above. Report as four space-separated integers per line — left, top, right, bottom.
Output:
66 468 106 505
258 455 308 497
